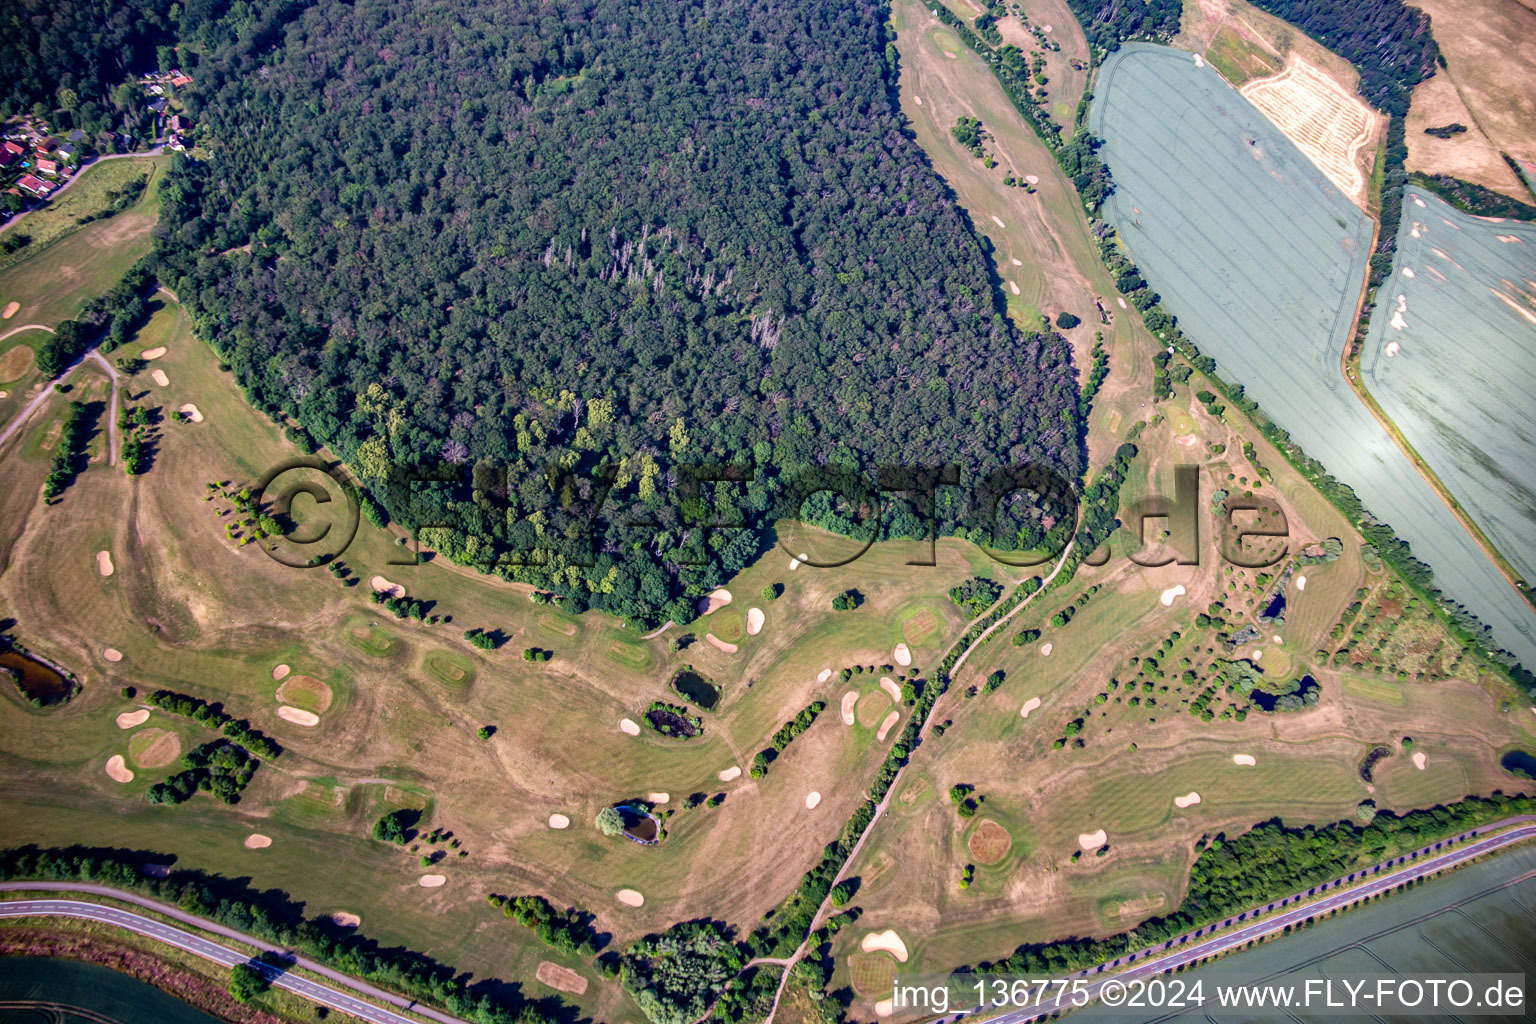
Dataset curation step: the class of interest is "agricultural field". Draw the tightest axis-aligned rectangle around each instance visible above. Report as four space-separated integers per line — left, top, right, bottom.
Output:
1404 72 1529 199
1360 186 1536 584
1161 840 1536 1019
1088 43 1536 672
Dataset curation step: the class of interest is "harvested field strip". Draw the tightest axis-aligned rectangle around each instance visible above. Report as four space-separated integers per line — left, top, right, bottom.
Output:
1090 44 1536 670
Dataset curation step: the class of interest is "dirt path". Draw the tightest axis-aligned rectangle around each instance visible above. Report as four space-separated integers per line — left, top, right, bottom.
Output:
757 540 1078 1023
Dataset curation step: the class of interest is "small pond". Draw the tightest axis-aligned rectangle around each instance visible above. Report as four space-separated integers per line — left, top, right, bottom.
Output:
671 670 719 710
618 805 660 844
1500 749 1536 781
0 648 77 706
1260 591 1286 621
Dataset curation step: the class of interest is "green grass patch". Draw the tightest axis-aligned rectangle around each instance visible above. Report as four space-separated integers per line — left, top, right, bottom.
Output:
422 649 476 690
1342 674 1405 706
347 621 396 657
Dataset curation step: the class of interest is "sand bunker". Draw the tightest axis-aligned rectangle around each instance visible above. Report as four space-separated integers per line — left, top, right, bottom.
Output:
841 691 858 726
817 668 832 683
860 929 909 962
277 705 320 726
548 813 571 829
1295 575 1306 591
116 710 150 729
697 588 733 615
1252 649 1264 661
141 346 167 360
1025 174 1039 185
874 1000 893 1018
1040 642 1053 656
620 718 641 736
1 301 18 319
789 552 807 570
805 791 822 809
332 912 361 928
1413 752 1427 770
746 607 764 635
370 575 403 597
1009 281 1020 295
1011 258 1022 266
705 633 737 653
1233 753 1257 766
718 765 741 781
103 648 123 662
1019 696 1042 719
879 676 902 702
272 664 290 681
418 874 446 888
991 216 1006 231
105 756 134 783
914 95 922 105
876 709 900 742
244 833 272 849
616 889 644 907
893 643 912 666
1174 791 1201 809
179 403 204 422
1117 296 1127 308
647 792 670 804
1160 584 1186 606
1077 828 1107 851
151 369 169 387
97 551 115 577
536 961 589 995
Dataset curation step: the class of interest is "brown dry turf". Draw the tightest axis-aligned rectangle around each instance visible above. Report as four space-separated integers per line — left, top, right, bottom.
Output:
0 343 34 382
966 819 1013 865
127 728 182 769
535 961 589 995
847 952 898 996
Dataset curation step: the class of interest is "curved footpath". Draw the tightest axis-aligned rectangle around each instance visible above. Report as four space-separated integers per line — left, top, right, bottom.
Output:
0 884 466 1024
975 817 1536 1024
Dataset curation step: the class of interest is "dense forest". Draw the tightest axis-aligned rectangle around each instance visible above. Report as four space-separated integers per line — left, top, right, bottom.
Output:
1063 0 1183 51
154 0 1084 627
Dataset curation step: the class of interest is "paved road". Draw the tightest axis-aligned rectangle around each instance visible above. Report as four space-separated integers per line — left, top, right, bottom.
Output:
0 325 124 465
966 817 1536 1023
0 884 470 1024
0 148 165 235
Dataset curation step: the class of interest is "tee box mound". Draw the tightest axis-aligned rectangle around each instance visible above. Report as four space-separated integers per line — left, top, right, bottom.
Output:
535 961 589 995
967 819 1012 865
275 674 334 714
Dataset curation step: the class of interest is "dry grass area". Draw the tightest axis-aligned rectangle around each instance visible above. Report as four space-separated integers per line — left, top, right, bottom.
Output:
1404 71 1529 198
1409 0 1536 187
1241 57 1377 205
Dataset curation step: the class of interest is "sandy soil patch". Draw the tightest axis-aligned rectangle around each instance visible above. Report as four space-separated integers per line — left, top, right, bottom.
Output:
105 756 133 783
271 664 290 681
103 648 123 662
97 551 115 577
718 766 741 781
151 369 169 387
141 346 167 360
860 929 909 962
244 833 272 849
1077 828 1107 851
697 588 733 615
1174 791 1202 809
116 710 150 729
1413 752 1427 770
789 552 808 570
332 912 360 927
879 676 902 702
1 302 17 319
705 633 737 653
1160 584 1186 606
893 643 912 666
647 792 670 804
277 705 320 726
1295 575 1306 591
1040 642 1053 656
1240 55 1374 204
619 718 640 736
548 813 571 829
129 728 181 768
179 403 204 422
1233 753 1257 766
876 709 900 742
805 791 822 809
991 215 1005 228
1019 696 1042 718
418 874 446 888
536 961 589 995
370 575 403 597
616 889 644 907
276 674 334 714
746 607 764 635
817 668 832 683
841 691 858 725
